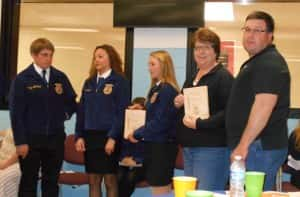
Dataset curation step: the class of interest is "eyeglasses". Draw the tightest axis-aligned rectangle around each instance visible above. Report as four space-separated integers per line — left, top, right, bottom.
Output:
39 52 53 58
194 45 212 51
241 27 268 34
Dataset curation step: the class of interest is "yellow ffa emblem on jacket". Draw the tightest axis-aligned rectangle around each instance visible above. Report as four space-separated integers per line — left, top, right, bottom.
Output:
103 84 113 95
54 83 63 95
150 92 158 103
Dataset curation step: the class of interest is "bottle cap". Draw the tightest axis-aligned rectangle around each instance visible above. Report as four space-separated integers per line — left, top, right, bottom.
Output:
234 155 242 160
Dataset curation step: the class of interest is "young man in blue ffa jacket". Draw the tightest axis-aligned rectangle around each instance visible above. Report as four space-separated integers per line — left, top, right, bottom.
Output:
10 38 77 197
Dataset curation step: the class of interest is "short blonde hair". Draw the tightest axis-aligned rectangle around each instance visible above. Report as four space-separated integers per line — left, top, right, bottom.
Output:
30 38 55 55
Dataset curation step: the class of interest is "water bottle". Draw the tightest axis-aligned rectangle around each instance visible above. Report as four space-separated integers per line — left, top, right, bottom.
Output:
230 155 245 197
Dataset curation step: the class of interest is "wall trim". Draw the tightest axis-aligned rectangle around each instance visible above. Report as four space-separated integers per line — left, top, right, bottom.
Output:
0 0 20 109
124 28 134 100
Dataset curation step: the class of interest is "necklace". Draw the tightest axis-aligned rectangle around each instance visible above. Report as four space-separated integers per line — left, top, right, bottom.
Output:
193 78 199 86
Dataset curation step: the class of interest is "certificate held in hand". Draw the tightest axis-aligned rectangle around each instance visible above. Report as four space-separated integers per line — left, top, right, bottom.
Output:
123 109 146 139
183 86 210 119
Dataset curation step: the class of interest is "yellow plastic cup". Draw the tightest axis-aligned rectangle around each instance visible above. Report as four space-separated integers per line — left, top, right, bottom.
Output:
173 176 197 197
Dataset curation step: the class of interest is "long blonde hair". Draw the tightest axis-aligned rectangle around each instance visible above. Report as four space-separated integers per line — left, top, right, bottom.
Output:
149 50 180 92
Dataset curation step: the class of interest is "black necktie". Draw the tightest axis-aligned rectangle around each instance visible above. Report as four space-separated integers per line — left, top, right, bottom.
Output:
42 70 47 84
149 85 159 98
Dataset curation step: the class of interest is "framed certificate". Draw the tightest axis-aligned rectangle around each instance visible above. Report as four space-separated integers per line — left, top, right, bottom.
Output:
183 86 210 119
123 109 146 139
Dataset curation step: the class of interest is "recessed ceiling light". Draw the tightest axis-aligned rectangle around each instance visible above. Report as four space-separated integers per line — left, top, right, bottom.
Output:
205 3 234 21
240 0 251 5
55 46 85 50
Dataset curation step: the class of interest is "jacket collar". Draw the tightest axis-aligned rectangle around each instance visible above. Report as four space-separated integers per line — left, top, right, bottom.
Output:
27 64 59 84
91 70 120 85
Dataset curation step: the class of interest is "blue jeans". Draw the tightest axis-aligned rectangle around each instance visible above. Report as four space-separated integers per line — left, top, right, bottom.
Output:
183 147 230 190
245 140 287 190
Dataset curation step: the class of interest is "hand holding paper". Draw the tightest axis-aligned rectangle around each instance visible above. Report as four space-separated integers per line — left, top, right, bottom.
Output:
124 109 146 139
183 86 210 119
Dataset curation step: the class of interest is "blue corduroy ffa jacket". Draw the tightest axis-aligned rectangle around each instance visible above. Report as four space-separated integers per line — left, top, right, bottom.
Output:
75 70 130 140
10 64 77 145
134 82 179 143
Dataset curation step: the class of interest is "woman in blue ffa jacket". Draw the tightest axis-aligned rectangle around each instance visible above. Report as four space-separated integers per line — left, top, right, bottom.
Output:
128 50 180 196
75 44 130 197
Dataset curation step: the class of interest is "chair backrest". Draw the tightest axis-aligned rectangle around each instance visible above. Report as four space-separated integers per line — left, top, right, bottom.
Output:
64 134 85 165
175 145 184 170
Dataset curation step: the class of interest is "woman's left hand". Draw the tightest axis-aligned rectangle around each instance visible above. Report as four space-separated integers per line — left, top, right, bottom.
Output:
183 115 197 129
105 138 116 155
174 94 184 108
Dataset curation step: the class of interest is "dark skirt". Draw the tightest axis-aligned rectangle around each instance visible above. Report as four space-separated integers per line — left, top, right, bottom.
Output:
144 142 178 186
83 130 118 174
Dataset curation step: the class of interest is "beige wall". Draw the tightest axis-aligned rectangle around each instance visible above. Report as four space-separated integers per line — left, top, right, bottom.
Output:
17 2 300 107
17 3 125 99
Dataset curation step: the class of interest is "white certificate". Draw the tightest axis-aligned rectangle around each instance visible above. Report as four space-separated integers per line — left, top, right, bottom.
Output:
183 86 210 119
123 109 146 139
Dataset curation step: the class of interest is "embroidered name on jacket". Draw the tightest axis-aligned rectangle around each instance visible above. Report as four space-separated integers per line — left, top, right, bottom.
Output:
26 85 42 90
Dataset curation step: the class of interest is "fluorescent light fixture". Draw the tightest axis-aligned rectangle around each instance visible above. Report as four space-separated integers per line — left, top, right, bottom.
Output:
208 26 217 31
205 2 234 21
287 58 300 63
43 27 99 32
55 46 85 50
241 0 251 5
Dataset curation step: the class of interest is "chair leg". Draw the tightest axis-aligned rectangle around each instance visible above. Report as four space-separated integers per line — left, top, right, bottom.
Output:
276 167 282 192
58 184 62 197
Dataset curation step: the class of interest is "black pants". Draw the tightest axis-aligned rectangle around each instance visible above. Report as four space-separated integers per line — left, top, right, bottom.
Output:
117 166 145 197
18 133 65 197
